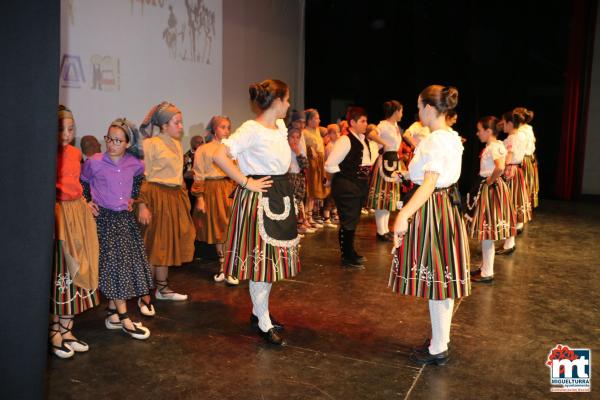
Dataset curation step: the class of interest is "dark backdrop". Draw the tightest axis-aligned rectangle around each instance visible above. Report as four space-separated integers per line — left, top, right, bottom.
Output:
0 1 60 398
305 0 571 194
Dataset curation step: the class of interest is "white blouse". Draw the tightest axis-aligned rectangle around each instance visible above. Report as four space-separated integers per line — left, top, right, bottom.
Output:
504 130 527 164
520 124 536 156
377 120 402 152
324 131 371 174
408 129 463 188
405 121 430 146
222 119 291 175
479 140 507 178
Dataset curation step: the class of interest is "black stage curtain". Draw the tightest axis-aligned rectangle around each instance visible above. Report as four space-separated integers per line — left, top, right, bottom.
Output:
0 1 60 398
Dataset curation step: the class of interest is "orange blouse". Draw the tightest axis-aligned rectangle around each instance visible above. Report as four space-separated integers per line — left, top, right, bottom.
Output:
56 144 83 201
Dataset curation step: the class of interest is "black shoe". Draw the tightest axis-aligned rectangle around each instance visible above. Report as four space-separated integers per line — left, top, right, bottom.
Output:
341 257 365 268
496 246 516 255
353 252 367 263
260 328 286 345
250 314 284 331
412 338 451 354
517 228 524 235
470 268 481 276
410 349 450 366
376 233 393 242
471 274 494 283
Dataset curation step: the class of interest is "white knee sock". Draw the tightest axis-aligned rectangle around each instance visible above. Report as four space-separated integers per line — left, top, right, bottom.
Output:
481 240 495 277
516 222 524 230
249 281 273 332
503 236 515 249
374 210 390 235
428 299 454 354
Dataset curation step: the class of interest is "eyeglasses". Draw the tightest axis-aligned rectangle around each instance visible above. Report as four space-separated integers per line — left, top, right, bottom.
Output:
104 135 124 145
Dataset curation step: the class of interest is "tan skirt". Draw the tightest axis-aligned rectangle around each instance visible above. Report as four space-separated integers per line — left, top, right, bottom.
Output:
306 152 330 199
195 178 235 244
54 198 99 290
52 198 100 315
139 182 195 267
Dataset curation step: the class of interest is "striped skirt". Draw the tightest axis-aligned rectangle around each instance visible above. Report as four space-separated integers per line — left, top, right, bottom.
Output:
522 155 539 208
389 190 471 300
366 156 402 211
505 165 532 224
51 199 100 316
466 178 517 241
223 184 301 283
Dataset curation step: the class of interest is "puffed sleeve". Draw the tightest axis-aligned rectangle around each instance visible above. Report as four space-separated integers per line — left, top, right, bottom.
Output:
222 120 255 159
418 135 445 175
142 138 154 175
491 142 506 160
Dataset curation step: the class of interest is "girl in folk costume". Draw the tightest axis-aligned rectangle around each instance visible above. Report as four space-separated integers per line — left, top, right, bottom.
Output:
191 115 239 285
137 102 196 304
366 100 406 242
303 109 329 228
465 116 517 283
496 110 531 255
213 79 300 345
50 106 100 358
81 118 153 340
390 86 470 366
516 107 539 209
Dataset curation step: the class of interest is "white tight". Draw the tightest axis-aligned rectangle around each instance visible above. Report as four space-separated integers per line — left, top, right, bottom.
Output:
481 240 495 277
374 210 390 235
249 281 273 332
428 299 454 354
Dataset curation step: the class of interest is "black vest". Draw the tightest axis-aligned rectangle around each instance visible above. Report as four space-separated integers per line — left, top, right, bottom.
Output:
338 132 371 179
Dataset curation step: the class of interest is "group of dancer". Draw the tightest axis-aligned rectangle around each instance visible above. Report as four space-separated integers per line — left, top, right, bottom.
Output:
49 79 539 366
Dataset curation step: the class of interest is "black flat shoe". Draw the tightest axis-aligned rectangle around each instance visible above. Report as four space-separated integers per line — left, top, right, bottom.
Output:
517 228 524 235
470 268 481 276
341 257 365 268
496 245 516 255
260 328 285 346
471 274 494 283
412 338 451 354
410 349 450 365
376 233 393 242
353 253 367 263
250 314 284 331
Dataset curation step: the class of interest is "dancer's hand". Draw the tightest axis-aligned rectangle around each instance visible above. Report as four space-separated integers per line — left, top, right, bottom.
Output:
138 204 152 225
245 176 272 193
127 199 134 212
87 201 99 217
393 213 409 248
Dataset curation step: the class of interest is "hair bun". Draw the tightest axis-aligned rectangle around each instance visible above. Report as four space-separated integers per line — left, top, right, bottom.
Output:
441 86 458 111
248 79 289 112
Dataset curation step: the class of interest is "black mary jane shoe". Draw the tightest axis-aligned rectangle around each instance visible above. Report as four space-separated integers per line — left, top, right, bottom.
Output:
471 274 494 284
353 251 367 263
495 245 516 256
376 233 393 242
341 257 365 268
250 314 284 331
410 349 450 366
260 328 286 346
412 338 451 355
